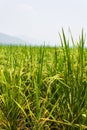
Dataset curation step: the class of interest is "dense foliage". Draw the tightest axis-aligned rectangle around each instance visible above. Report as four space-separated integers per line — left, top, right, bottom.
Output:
0 30 87 130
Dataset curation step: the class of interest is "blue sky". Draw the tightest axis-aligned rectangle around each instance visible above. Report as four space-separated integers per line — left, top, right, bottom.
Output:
0 0 87 45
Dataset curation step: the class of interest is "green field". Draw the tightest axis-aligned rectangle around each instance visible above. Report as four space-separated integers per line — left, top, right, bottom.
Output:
0 30 87 130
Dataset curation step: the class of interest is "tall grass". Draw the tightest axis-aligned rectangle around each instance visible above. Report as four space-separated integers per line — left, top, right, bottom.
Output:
0 30 87 130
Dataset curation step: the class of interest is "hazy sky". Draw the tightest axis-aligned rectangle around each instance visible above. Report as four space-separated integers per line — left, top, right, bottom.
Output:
0 0 87 45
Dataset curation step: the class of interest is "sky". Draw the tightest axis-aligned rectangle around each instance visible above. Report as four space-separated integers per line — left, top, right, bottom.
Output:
0 0 87 45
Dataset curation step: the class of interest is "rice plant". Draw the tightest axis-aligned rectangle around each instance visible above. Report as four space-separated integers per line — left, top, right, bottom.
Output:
0 30 87 130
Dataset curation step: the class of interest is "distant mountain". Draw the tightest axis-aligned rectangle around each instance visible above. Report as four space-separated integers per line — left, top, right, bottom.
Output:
0 33 27 45
19 35 44 46
0 32 48 46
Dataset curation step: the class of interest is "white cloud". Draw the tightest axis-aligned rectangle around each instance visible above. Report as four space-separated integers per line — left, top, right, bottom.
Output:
17 3 33 13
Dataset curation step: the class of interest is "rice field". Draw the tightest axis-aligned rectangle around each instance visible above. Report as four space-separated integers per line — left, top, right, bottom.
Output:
0 29 87 130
